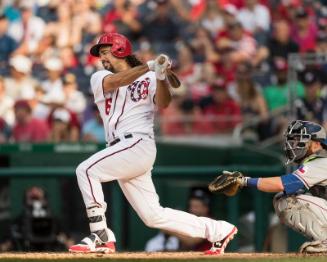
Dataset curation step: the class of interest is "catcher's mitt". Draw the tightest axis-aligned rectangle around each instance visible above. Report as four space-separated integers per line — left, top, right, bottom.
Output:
208 171 246 196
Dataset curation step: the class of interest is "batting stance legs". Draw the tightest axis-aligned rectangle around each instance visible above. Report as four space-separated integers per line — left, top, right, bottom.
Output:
71 135 236 253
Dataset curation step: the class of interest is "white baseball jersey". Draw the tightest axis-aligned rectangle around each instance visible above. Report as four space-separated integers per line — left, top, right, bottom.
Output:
76 68 236 247
294 157 327 188
90 70 156 142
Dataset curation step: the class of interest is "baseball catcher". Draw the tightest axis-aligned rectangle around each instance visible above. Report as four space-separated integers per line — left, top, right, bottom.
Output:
209 120 327 253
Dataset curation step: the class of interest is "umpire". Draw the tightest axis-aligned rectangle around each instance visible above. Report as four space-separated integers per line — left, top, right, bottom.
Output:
209 120 327 253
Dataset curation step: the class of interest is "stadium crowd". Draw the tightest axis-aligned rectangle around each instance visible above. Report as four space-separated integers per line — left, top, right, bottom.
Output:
0 0 327 143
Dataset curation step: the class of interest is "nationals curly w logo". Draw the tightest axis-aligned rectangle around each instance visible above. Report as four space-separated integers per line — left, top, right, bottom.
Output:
128 77 150 102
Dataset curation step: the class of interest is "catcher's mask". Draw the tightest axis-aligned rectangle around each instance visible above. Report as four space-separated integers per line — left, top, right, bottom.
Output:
90 33 132 58
284 120 327 164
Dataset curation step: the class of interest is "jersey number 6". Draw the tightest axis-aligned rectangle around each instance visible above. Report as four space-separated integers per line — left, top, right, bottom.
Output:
105 98 112 115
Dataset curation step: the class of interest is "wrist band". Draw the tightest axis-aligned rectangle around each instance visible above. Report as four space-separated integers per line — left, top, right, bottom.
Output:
247 178 259 188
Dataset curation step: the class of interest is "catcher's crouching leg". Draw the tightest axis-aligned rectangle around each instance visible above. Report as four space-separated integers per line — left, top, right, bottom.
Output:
273 193 327 253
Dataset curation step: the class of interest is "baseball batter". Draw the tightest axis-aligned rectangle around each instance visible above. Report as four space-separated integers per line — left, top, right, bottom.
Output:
209 120 327 253
68 33 237 254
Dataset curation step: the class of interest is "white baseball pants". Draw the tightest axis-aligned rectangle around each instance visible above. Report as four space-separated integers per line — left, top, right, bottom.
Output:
274 193 327 240
76 134 235 243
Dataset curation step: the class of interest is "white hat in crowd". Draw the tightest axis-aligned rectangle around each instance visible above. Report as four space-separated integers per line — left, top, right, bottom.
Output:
9 55 32 74
19 1 34 10
53 108 71 123
223 4 238 16
44 57 63 71
41 90 65 104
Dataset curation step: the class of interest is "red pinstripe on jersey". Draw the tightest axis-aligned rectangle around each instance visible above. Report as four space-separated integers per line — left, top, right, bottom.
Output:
86 138 142 206
115 89 128 130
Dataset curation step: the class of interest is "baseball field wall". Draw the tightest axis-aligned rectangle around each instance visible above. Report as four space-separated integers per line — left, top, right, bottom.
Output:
0 142 304 252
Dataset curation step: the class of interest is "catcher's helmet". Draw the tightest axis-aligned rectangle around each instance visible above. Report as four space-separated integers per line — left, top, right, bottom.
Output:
284 120 327 164
90 33 132 58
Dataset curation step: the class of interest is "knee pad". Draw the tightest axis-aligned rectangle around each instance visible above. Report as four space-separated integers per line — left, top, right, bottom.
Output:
273 194 327 241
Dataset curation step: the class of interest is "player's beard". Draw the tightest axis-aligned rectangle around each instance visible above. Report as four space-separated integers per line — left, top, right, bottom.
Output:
102 60 116 73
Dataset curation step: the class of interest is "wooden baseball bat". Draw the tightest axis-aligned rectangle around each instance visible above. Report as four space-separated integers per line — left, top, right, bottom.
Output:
166 69 181 89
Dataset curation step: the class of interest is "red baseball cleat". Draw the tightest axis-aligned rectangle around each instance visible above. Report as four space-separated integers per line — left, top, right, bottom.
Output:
69 233 116 253
204 226 238 255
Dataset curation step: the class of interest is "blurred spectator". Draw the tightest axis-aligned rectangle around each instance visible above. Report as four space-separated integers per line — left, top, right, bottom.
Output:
12 100 50 142
216 21 256 63
273 0 301 22
82 105 105 143
0 77 14 126
263 214 288 253
145 231 179 252
175 44 207 101
1 1 21 22
4 55 37 100
159 93 190 136
201 81 241 134
221 4 239 28
8 1 46 55
0 0 326 142
0 13 18 74
177 187 212 251
62 73 86 116
229 62 270 140
102 0 142 38
145 187 212 252
291 7 318 53
0 186 74 251
317 7 327 35
189 26 216 63
316 32 327 53
295 69 327 129
42 57 63 94
161 96 206 136
140 0 179 57
191 62 219 102
0 117 11 144
59 46 89 91
179 99 204 135
198 0 224 37
36 0 59 23
267 20 299 64
237 0 271 44
45 3 77 48
263 58 304 112
30 85 51 120
34 34 57 63
71 0 102 48
263 58 304 136
48 108 80 142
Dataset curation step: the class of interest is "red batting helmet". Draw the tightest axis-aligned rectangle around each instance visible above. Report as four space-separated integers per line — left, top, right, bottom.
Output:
90 33 132 58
